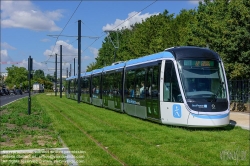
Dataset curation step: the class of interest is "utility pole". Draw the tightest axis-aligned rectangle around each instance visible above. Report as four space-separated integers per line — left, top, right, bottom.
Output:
28 56 33 115
74 58 75 76
77 20 81 103
55 53 57 96
60 45 62 98
66 68 68 78
69 64 71 77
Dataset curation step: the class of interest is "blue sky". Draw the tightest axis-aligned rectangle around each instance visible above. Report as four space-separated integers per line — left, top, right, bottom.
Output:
1 0 200 76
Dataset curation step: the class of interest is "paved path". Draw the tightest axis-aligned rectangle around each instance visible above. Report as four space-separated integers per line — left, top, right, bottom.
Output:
229 112 250 130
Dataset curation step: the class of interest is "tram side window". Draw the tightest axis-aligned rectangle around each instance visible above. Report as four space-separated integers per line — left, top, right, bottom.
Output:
102 74 108 95
67 81 70 93
74 79 78 93
103 73 113 97
147 66 160 98
70 79 75 93
113 72 122 96
92 76 101 96
135 68 146 98
164 61 182 102
82 78 88 94
81 78 84 93
125 70 135 98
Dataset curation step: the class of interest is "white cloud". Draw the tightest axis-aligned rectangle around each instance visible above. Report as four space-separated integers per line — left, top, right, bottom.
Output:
43 40 98 61
1 42 16 50
44 40 77 55
102 11 159 31
1 49 13 62
17 59 47 71
1 1 63 31
43 40 78 63
43 40 99 75
89 47 99 58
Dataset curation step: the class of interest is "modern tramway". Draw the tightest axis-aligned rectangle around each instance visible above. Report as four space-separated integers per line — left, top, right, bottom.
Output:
66 46 230 127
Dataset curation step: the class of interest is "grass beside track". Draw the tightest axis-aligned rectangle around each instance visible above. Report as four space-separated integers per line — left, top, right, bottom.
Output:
1 93 249 165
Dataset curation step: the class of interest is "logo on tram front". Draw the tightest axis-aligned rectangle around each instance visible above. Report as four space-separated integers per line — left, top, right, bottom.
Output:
173 104 181 118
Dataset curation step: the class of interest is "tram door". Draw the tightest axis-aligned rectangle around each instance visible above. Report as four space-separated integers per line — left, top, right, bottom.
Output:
146 65 160 120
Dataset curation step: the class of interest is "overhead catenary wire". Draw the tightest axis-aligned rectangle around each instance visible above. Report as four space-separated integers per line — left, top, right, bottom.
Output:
80 0 158 54
44 0 157 75
44 0 83 64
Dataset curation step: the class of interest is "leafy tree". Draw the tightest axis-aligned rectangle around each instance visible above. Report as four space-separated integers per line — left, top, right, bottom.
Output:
5 65 28 89
187 0 250 79
46 74 54 82
86 62 98 72
33 69 45 80
87 1 250 79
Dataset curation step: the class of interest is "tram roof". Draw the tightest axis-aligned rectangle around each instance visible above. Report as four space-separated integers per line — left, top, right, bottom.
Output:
91 68 103 75
102 62 126 72
66 75 77 80
84 71 92 77
125 51 174 67
165 46 221 60
80 73 85 77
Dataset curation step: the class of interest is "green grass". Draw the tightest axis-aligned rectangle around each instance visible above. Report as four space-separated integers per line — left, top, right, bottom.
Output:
0 96 62 150
1 93 249 165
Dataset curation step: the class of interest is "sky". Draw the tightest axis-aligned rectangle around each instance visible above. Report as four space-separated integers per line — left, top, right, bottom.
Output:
1 0 200 77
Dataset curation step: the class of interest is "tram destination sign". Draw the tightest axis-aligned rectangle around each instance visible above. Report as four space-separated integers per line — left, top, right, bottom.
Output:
183 60 215 67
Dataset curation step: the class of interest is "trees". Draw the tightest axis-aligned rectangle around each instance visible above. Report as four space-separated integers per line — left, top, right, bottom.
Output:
5 65 28 89
33 69 45 80
187 0 250 79
4 66 55 90
87 0 249 79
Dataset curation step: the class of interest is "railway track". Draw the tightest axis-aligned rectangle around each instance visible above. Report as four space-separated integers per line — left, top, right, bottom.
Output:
40 95 198 165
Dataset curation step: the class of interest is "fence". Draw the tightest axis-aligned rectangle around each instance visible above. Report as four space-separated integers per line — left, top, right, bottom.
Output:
228 79 250 112
228 79 250 103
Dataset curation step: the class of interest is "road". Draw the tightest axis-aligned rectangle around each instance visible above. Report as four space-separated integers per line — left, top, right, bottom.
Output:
0 93 30 107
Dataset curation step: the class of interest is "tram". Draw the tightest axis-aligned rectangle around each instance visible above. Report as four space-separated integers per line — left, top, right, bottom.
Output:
66 46 230 127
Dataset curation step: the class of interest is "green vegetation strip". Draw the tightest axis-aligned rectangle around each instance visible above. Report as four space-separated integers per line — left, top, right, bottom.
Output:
0 96 62 150
1 94 249 165
38 94 249 166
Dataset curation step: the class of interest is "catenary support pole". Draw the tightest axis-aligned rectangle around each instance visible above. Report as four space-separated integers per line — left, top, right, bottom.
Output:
78 20 81 103
74 58 75 76
70 64 71 77
66 68 68 78
55 54 57 96
28 56 32 115
60 45 62 98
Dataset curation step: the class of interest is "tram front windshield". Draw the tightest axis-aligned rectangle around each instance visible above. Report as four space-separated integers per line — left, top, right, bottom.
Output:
177 60 227 102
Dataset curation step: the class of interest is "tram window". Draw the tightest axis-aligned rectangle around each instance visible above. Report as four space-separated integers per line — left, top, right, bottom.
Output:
147 66 160 98
125 70 135 98
113 72 122 96
164 61 182 102
102 74 108 95
82 78 89 94
104 73 113 97
92 76 101 96
81 78 84 93
135 68 146 98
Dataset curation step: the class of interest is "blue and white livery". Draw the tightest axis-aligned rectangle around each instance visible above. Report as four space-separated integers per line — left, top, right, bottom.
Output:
66 46 230 127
